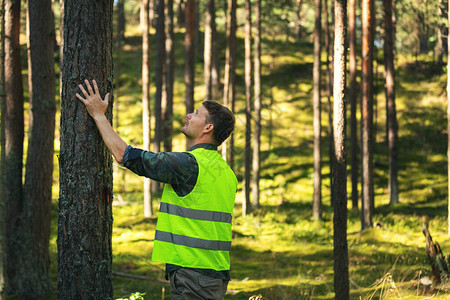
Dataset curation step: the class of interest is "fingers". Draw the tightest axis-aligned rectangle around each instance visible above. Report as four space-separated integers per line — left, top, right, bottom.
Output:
93 79 100 95
85 79 94 95
79 84 89 98
104 93 110 104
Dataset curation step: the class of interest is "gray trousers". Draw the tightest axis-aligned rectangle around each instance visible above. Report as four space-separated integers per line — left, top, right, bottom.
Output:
169 268 229 300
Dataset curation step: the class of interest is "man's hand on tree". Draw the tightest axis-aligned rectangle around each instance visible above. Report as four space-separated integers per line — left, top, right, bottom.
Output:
76 79 110 121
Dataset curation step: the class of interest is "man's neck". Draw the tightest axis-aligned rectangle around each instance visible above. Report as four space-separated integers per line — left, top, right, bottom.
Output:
186 138 214 150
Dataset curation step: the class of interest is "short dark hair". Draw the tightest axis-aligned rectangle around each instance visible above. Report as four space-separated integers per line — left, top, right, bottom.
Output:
202 100 235 145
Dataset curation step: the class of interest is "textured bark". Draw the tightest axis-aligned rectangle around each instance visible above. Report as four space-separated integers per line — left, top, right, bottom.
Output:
222 0 236 168
252 0 261 210
58 1 114 298
312 0 322 220
361 0 374 230
163 0 174 152
243 0 251 216
333 0 349 298
384 0 398 205
184 0 195 114
5 0 24 295
0 0 6 296
142 0 153 217
19 0 56 296
349 0 358 209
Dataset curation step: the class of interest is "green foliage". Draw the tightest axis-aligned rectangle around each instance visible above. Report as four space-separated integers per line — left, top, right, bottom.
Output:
116 292 146 300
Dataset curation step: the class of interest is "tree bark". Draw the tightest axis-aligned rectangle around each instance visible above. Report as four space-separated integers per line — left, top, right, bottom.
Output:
204 0 213 100
312 0 322 220
164 0 174 152
384 0 398 205
222 0 236 168
155 0 165 153
0 0 6 296
448 0 450 237
58 1 114 298
361 0 374 230
252 0 261 210
184 0 195 115
243 0 252 216
142 0 153 217
5 0 24 295
333 0 349 298
19 0 56 296
349 0 358 209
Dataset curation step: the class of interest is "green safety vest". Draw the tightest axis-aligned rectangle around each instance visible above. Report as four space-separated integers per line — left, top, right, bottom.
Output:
151 147 238 271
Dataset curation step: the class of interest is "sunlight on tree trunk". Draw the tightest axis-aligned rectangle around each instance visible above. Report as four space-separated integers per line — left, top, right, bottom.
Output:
184 0 195 115
0 0 6 296
447 0 450 237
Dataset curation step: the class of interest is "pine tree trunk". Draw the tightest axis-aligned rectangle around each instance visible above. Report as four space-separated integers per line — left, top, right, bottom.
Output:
447 0 450 237
252 0 261 210
243 0 251 216
295 0 303 39
204 0 213 100
20 0 56 296
349 0 358 209
58 1 114 298
142 0 153 217
384 0 398 205
118 0 126 41
0 0 6 296
155 0 165 154
164 0 174 152
312 0 322 220
361 0 374 230
222 0 236 168
5 0 24 294
210 0 220 100
333 0 349 298
184 0 195 115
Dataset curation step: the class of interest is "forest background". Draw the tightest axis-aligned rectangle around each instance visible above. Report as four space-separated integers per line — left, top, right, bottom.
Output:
1 0 450 299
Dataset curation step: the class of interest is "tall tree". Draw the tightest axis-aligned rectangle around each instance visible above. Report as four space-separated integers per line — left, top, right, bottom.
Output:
210 2 220 100
243 0 252 216
312 0 322 220
222 0 236 168
324 0 334 206
333 0 349 298
117 0 126 41
185 0 195 114
142 0 153 217
349 0 358 209
0 0 6 296
164 0 174 152
361 0 374 230
384 0 398 205
252 0 262 210
295 0 303 39
58 1 114 298
204 0 214 100
19 0 56 296
447 0 450 237
155 0 165 152
5 0 24 295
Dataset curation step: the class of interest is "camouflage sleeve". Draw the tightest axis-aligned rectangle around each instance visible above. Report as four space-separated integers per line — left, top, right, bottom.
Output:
122 145 198 188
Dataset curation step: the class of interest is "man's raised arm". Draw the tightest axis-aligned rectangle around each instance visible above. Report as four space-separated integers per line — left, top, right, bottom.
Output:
76 79 127 164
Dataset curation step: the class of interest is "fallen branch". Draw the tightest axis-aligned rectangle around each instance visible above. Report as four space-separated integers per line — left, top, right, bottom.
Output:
112 270 169 284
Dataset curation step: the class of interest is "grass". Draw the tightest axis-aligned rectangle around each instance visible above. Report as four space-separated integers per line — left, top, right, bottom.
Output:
8 20 450 300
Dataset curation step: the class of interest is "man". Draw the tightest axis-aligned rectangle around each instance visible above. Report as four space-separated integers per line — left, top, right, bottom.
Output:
76 79 237 299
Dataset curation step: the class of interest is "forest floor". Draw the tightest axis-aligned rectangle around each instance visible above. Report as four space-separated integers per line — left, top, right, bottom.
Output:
35 29 450 299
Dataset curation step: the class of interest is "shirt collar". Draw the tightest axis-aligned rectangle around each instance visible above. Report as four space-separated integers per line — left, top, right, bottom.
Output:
188 143 218 151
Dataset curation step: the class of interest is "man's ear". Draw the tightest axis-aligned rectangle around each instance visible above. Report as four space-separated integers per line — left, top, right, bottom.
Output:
204 123 214 134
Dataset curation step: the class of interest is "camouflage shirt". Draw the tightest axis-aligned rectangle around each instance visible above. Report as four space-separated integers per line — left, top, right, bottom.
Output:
122 143 231 281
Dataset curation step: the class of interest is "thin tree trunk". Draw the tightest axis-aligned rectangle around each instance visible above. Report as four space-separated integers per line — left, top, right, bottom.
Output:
58 0 114 298
118 0 126 41
243 0 251 216
204 0 213 100
20 0 56 296
185 0 195 115
252 0 261 210
324 0 334 206
295 0 303 39
0 0 6 296
384 0 398 205
211 0 220 100
361 0 374 230
5 0 24 294
164 0 174 152
312 0 322 220
142 0 153 217
333 0 349 298
447 0 450 237
155 0 165 153
349 0 358 209
222 0 236 168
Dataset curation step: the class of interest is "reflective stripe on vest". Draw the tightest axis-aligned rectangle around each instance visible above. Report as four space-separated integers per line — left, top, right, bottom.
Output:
155 230 231 251
159 202 232 223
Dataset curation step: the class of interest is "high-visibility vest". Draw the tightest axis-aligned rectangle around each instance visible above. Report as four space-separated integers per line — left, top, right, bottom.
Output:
151 147 238 271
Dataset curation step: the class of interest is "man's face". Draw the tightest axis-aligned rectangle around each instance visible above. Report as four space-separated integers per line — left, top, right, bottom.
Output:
181 106 211 139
